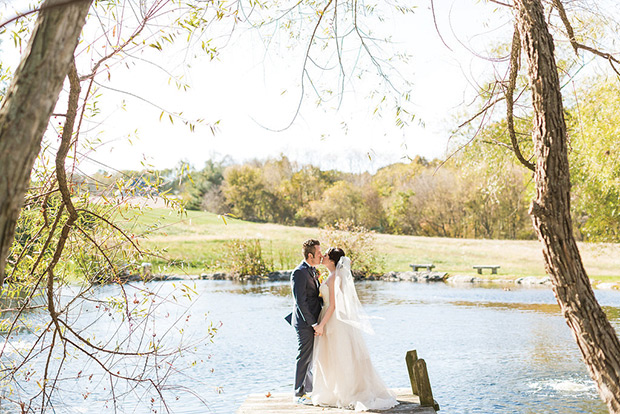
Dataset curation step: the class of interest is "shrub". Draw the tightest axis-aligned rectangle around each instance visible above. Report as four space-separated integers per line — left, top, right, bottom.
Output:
222 239 273 276
320 219 383 278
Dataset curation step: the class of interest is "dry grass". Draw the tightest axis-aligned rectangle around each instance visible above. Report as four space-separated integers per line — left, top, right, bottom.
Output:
126 208 620 280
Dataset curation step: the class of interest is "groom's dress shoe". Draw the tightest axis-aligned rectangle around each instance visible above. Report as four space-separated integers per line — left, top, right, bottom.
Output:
294 395 312 405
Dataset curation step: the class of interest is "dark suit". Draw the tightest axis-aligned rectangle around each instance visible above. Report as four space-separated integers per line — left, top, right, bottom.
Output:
291 260 322 396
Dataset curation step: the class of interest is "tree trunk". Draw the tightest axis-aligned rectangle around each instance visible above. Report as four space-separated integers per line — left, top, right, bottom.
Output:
0 0 92 285
514 0 620 411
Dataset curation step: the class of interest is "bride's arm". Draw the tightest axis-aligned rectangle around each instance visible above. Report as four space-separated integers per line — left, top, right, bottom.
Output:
317 276 336 330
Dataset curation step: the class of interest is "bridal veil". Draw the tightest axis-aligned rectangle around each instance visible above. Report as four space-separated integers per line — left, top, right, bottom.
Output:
334 256 374 335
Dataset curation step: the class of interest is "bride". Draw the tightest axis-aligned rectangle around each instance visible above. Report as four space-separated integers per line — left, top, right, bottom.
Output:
311 247 398 411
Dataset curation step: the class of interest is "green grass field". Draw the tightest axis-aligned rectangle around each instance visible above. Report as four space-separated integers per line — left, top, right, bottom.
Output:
124 208 620 281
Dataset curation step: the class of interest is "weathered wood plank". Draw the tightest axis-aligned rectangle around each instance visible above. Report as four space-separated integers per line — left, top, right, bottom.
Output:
237 388 436 413
405 349 419 396
413 360 440 411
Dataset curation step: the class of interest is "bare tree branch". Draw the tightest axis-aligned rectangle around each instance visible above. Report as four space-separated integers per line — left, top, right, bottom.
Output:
488 0 513 7
552 0 620 77
79 1 162 81
46 59 81 335
40 328 58 412
430 0 453 51
457 95 505 129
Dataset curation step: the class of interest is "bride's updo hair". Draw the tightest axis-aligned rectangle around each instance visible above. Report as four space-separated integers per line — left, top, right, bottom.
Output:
327 247 345 266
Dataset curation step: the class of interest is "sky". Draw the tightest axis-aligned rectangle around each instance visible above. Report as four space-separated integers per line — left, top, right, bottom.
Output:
3 0 516 174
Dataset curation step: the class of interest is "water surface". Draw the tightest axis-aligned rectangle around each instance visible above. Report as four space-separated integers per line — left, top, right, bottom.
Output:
3 281 618 413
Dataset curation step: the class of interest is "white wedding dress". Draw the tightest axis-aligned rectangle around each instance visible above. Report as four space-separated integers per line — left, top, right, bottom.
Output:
311 258 398 411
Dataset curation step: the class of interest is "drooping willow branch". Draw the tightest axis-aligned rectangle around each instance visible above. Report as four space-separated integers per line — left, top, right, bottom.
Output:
268 0 335 132
78 0 163 82
506 25 535 171
45 58 82 346
430 0 453 51
38 59 137 410
40 328 58 411
352 0 399 94
0 207 64 364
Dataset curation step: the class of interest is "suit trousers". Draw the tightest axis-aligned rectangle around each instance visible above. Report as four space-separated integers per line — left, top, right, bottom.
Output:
294 324 315 396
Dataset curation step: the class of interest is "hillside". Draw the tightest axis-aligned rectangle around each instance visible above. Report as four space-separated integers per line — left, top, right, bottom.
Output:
127 208 620 280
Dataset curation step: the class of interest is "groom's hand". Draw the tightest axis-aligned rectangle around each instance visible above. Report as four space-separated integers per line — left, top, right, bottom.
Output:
313 325 324 336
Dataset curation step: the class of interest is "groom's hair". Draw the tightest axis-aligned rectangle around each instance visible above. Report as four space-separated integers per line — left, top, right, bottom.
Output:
302 239 320 260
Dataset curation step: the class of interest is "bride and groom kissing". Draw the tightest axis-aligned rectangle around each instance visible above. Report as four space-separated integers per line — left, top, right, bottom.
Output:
288 239 398 411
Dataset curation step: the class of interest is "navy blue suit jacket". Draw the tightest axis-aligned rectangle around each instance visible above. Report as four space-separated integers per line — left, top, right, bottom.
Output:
290 261 322 328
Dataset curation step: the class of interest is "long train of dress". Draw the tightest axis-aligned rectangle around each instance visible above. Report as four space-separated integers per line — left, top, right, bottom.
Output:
311 283 398 411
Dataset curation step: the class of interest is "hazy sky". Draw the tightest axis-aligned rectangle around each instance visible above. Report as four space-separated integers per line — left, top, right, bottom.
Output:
3 1 516 174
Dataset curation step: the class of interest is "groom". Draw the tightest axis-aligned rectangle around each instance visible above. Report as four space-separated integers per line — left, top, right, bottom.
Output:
290 239 324 402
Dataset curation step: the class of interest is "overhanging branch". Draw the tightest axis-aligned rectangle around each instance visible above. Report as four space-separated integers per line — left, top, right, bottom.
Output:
552 0 620 77
506 25 535 171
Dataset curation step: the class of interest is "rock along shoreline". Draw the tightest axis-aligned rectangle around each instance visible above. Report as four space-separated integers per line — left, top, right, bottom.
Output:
121 269 620 290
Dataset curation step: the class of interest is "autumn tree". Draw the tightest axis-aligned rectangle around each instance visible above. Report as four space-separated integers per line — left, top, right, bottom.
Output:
185 160 227 212
0 0 92 286
460 0 620 409
309 181 363 226
223 164 276 222
0 0 235 410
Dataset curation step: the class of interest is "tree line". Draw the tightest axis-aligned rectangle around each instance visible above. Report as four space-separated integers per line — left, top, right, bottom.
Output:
79 154 534 239
75 76 620 244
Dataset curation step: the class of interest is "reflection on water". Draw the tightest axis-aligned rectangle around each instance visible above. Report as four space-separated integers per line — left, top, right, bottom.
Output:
529 378 596 394
4 280 619 414
449 300 561 314
209 280 292 297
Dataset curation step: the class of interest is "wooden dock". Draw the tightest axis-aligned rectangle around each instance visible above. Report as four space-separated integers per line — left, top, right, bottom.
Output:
237 388 437 413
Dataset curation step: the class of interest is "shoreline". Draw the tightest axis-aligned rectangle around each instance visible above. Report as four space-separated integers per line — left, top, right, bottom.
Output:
123 270 620 290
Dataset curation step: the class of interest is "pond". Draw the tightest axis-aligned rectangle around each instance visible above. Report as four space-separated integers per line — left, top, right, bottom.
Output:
2 280 618 413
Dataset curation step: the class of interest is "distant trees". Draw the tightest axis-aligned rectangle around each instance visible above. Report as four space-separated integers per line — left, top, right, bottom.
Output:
186 160 227 213
284 165 340 226
95 153 536 239
465 164 532 240
223 164 274 222
85 93 620 244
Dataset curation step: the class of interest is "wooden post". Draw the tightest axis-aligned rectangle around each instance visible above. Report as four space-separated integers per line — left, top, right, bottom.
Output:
405 350 419 396
414 359 440 411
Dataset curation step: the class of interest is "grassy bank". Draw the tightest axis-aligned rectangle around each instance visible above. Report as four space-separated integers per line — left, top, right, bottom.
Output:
125 208 620 281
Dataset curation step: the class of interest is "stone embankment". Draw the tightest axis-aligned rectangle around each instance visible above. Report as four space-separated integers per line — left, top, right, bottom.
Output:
124 266 620 290
129 270 448 283
124 270 293 283
446 275 553 285
446 275 620 290
379 271 447 282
